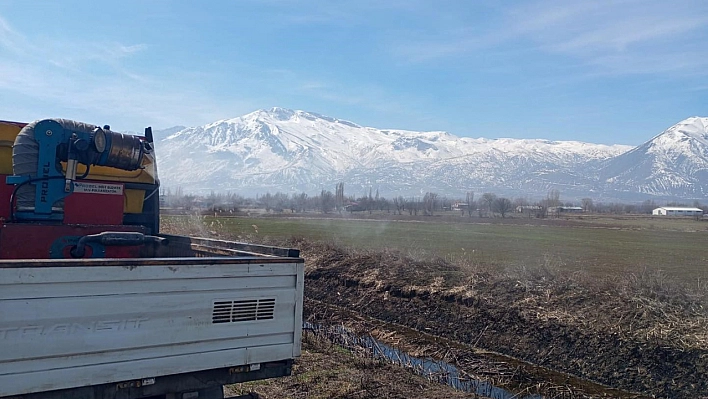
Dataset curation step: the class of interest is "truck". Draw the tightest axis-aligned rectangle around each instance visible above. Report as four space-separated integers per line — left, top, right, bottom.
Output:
0 119 304 399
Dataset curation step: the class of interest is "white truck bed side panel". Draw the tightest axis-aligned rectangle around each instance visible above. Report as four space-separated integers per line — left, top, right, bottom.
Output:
0 261 304 396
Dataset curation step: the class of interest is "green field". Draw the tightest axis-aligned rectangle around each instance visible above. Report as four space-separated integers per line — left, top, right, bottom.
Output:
162 214 708 284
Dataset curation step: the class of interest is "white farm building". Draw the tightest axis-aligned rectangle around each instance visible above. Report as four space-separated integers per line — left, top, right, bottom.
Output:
652 207 703 216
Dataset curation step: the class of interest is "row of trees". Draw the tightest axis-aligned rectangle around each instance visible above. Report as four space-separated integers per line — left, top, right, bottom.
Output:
160 186 708 217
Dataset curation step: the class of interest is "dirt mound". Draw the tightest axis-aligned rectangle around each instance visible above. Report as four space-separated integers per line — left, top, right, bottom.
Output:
293 239 708 398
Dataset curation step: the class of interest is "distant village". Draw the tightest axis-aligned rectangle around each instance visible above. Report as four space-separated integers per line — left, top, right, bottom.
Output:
160 186 707 218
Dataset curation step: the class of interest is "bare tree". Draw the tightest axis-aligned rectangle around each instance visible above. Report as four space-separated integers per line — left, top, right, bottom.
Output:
368 187 373 214
408 197 420 216
466 191 474 216
259 192 274 212
335 182 345 212
581 197 594 213
272 192 288 212
292 193 308 212
423 192 438 216
640 199 656 214
440 196 452 212
535 200 548 218
547 189 561 206
481 193 497 217
179 194 197 210
493 197 513 218
544 189 561 217
320 190 335 213
393 196 406 215
382 197 391 213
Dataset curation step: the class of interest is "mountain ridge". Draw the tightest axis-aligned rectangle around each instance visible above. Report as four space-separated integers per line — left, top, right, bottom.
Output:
154 108 708 201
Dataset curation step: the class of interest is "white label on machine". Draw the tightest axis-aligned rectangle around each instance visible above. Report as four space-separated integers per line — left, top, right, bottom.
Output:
73 182 124 195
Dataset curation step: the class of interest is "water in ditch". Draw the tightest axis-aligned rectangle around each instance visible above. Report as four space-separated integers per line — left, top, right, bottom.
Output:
304 322 543 399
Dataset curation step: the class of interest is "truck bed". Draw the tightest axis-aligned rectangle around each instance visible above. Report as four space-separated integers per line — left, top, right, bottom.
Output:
0 235 304 397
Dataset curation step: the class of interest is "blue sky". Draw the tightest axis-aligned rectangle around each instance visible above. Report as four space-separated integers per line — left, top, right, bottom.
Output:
1 0 706 145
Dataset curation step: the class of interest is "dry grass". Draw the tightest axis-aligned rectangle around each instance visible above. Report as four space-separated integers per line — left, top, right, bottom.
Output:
299 239 708 398
225 329 483 399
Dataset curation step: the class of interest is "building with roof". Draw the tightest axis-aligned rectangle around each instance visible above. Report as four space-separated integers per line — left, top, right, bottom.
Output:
452 202 470 211
652 207 703 216
549 206 584 216
516 205 542 214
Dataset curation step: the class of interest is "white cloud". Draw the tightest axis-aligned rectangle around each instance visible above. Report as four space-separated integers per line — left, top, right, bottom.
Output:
391 0 708 76
512 1 708 52
119 43 148 54
0 14 30 55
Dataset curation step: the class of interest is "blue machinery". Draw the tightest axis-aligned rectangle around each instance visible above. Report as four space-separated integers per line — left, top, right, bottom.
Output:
6 119 149 220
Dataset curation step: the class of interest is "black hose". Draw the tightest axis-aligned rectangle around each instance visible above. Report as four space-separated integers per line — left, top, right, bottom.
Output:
77 164 91 179
71 231 168 258
9 163 93 221
9 176 66 222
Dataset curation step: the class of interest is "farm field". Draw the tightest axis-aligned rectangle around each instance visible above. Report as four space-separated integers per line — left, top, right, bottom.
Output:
162 213 708 398
163 213 708 284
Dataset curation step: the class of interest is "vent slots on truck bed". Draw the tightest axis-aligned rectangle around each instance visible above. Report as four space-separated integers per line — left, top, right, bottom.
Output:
212 299 276 323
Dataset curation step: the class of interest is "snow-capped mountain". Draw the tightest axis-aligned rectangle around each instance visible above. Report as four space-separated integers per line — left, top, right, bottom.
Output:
152 125 187 142
599 117 708 199
154 108 708 201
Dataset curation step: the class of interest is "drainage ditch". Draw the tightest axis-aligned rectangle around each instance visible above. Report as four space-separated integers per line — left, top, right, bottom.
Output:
304 299 650 399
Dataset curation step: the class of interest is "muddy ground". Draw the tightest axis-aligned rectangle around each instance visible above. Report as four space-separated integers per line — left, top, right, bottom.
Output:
227 329 484 399
290 238 708 399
